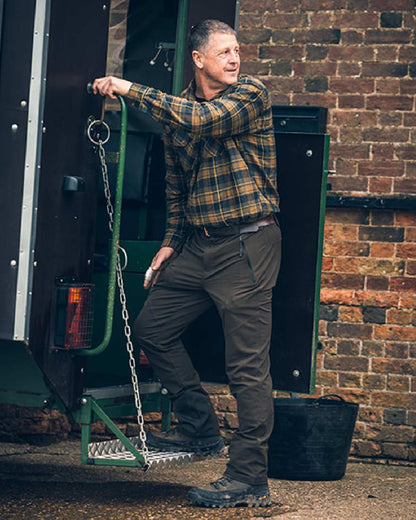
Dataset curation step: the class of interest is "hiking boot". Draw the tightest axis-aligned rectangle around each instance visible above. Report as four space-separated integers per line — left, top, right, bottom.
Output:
187 476 271 508
146 428 225 456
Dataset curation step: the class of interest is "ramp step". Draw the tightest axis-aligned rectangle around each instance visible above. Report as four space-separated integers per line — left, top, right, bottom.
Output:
88 436 219 469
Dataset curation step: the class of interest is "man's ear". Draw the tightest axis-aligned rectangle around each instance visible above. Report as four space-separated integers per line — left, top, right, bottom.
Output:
192 50 203 69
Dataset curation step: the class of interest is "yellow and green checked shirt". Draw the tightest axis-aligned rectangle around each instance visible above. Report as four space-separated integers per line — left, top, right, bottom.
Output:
127 75 280 251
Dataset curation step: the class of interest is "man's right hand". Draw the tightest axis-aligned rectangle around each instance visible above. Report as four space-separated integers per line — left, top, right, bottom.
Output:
144 247 176 289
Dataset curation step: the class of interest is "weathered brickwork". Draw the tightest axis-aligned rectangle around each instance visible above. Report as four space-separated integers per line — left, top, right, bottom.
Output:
237 0 416 463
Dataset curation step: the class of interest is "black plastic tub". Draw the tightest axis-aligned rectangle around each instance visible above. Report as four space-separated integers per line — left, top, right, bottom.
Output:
268 395 359 481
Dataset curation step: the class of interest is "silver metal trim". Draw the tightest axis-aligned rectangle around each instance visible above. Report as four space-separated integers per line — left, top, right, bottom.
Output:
14 0 51 341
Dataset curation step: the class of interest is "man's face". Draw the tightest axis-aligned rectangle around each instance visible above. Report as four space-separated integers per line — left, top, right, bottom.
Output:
193 32 240 90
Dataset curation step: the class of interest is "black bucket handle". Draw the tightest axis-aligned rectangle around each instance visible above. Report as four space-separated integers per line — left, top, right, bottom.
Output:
313 394 346 406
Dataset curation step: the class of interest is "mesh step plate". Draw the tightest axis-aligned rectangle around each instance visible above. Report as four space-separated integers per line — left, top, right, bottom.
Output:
88 436 210 469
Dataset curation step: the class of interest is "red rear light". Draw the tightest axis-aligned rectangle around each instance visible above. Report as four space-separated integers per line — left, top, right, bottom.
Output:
55 284 94 349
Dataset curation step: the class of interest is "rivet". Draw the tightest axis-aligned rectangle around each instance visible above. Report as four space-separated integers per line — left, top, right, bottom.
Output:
293 369 300 378
10 260 17 267
20 100 27 108
306 149 313 157
11 124 18 132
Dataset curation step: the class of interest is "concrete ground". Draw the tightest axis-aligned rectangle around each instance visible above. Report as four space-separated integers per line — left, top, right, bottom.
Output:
0 439 415 519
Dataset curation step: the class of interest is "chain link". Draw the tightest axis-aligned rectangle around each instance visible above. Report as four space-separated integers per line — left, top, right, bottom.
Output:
97 139 150 467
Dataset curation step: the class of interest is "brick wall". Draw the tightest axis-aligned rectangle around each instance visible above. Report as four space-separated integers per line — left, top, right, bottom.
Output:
238 0 416 463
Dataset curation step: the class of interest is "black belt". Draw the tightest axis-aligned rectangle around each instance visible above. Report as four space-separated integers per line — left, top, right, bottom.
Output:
197 216 276 238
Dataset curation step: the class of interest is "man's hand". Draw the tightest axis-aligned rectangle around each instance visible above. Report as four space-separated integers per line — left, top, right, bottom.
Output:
92 76 133 99
144 247 176 289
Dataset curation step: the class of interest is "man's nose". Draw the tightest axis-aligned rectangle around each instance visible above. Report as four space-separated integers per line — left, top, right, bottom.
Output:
229 50 239 63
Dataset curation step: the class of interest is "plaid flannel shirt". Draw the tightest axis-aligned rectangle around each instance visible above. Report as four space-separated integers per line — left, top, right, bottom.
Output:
127 75 280 251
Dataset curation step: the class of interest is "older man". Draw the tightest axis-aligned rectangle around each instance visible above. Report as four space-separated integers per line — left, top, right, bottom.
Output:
93 19 281 508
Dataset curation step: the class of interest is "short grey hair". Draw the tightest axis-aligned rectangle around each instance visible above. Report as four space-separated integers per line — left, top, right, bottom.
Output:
188 19 236 56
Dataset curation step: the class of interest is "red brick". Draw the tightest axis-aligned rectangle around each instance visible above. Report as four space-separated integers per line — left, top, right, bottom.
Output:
328 46 374 61
240 61 269 75
320 288 355 305
370 144 395 159
396 212 416 226
240 0 277 11
322 256 334 271
366 96 413 111
406 260 416 275
339 126 363 144
330 78 375 95
324 241 369 257
390 277 416 292
341 29 365 44
332 110 378 128
321 272 365 289
377 46 399 61
399 293 416 309
366 276 389 291
309 12 334 28
259 45 304 60
334 158 358 175
275 0 301 9
381 443 409 460
240 44 259 60
365 30 412 44
362 374 386 390
378 112 403 126
238 13 263 28
366 423 414 442
396 243 416 258
238 28 272 44
330 143 370 159
371 391 416 409
315 370 338 386
338 62 361 77
264 13 308 27
404 113 416 127
339 373 362 388
398 45 416 62
375 79 401 95
363 128 409 143
301 0 348 9
400 79 416 95
294 62 337 76
353 440 382 457
369 0 414 9
385 340 410 356
359 406 383 423
338 306 363 322
327 323 373 340
374 325 416 342
327 224 359 241
405 228 416 242
394 178 416 194
292 93 337 107
369 177 392 193
387 375 411 392
339 95 366 109
369 242 395 258
354 291 400 307
333 12 379 28
396 144 416 161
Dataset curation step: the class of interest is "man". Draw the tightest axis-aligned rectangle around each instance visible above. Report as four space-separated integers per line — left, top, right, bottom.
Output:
93 19 281 508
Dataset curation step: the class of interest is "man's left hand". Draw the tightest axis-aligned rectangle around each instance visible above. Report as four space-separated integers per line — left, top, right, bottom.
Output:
92 76 132 99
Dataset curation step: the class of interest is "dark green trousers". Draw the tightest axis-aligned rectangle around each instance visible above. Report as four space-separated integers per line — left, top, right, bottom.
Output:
134 221 281 484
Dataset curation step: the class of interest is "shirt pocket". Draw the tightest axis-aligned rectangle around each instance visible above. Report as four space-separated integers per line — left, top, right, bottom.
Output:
201 136 223 158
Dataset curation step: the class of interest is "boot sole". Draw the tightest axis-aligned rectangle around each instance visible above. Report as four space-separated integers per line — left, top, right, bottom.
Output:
188 490 272 508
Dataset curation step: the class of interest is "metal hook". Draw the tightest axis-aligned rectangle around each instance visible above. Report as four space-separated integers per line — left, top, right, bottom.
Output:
149 45 162 66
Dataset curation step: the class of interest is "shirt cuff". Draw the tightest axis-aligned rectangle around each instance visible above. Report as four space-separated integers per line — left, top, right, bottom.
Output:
126 83 151 108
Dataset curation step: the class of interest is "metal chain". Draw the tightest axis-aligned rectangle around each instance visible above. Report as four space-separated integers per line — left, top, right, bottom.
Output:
97 138 150 467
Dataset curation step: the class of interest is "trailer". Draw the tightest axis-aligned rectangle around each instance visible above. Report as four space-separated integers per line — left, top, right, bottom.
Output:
0 0 329 470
